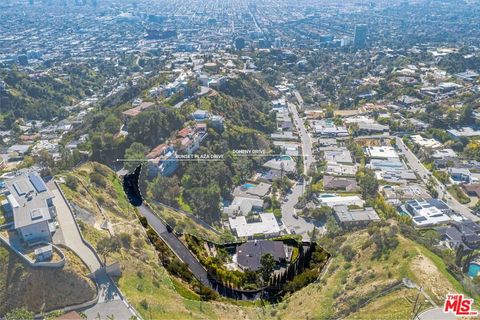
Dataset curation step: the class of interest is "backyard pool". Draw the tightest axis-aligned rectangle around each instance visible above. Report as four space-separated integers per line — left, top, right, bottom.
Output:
467 263 480 278
242 183 256 189
319 194 336 198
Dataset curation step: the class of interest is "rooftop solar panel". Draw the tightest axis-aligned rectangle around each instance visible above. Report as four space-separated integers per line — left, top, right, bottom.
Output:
28 173 47 193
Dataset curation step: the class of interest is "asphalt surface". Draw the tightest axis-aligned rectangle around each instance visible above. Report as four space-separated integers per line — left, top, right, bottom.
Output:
396 137 480 222
418 307 458 320
288 101 314 174
280 183 324 240
281 99 323 239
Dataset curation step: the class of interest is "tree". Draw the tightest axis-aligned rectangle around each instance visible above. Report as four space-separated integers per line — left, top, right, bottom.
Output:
103 114 122 135
148 175 181 207
459 104 474 125
65 174 78 190
259 253 275 284
358 168 378 200
124 142 149 172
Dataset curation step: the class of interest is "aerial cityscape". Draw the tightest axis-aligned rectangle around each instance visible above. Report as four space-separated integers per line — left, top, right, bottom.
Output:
1 0 480 319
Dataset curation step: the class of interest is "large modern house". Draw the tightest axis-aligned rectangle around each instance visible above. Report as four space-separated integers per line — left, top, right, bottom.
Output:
5 172 57 245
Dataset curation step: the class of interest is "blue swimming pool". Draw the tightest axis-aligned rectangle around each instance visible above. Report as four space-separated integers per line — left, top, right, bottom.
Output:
468 263 480 278
242 183 256 189
280 155 292 161
319 194 336 198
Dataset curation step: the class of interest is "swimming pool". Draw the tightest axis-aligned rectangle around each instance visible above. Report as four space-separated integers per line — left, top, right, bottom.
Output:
280 155 292 161
319 194 336 198
242 183 256 189
468 263 480 278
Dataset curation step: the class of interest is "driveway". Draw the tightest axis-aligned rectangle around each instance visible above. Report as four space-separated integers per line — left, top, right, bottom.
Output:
49 182 136 319
50 184 101 272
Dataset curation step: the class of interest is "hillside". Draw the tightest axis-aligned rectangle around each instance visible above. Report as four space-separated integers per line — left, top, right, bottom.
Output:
0 246 95 316
269 224 476 320
58 162 263 319
0 65 105 123
55 162 475 320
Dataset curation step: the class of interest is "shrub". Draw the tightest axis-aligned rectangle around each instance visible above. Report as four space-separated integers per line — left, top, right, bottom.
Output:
139 298 149 310
65 175 78 190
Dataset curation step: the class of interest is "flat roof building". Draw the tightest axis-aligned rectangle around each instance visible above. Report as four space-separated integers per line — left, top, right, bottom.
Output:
229 213 281 238
365 146 399 159
5 172 56 245
333 205 380 228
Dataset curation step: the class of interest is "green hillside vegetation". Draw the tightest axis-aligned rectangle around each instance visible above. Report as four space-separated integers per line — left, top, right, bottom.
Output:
0 246 95 316
268 222 478 319
0 65 105 123
57 162 478 320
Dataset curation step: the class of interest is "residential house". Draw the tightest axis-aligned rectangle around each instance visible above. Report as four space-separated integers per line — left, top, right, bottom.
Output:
146 144 179 177
323 175 359 192
333 205 380 229
5 172 57 245
449 168 472 184
236 240 287 271
403 199 452 227
228 213 281 238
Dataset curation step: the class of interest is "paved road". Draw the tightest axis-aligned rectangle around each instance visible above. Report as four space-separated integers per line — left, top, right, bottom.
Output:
49 182 136 319
418 307 457 320
280 183 324 240
396 137 479 222
288 101 314 174
282 98 321 239
138 204 210 284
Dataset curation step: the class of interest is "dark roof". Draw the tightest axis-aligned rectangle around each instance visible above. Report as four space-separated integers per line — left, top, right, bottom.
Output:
441 226 463 244
323 175 358 191
236 240 286 271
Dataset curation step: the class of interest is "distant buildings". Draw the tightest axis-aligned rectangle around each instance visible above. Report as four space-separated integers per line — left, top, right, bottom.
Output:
353 24 368 49
122 102 156 124
365 146 399 159
310 119 349 138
